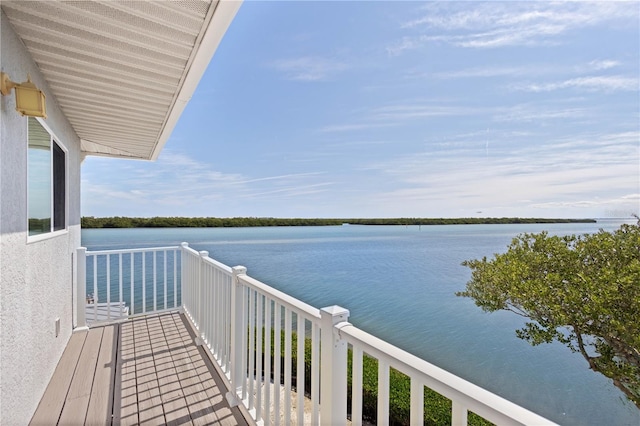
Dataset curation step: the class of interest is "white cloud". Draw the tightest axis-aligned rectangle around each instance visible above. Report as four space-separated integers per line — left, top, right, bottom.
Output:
319 123 397 133
238 182 334 200
318 102 480 133
357 129 639 217
82 182 143 202
393 2 636 51
513 76 639 93
530 194 640 213
370 104 478 120
424 60 625 82
454 24 566 48
621 194 640 200
432 66 528 79
493 104 588 123
386 36 424 56
586 60 621 71
238 172 326 184
269 56 347 81
82 151 331 216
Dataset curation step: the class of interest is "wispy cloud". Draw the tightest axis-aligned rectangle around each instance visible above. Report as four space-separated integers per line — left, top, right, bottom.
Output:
358 130 639 217
428 60 623 80
585 60 621 71
269 56 347 81
319 102 480 133
370 104 478 120
386 36 426 56
493 103 588 123
319 122 397 133
530 193 640 214
513 75 639 93
81 151 330 216
390 2 636 53
431 66 528 79
238 182 334 200
237 172 326 185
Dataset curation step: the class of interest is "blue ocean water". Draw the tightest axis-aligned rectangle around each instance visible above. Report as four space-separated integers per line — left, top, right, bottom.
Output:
81 219 640 425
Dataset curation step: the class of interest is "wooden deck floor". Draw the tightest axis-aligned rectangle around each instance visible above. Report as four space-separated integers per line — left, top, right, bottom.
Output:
30 312 248 425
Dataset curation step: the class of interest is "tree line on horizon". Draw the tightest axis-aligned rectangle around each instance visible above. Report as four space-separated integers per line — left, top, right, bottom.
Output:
80 216 596 229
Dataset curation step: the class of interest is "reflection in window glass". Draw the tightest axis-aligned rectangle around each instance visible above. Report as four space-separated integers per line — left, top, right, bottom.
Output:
28 118 51 236
53 142 66 231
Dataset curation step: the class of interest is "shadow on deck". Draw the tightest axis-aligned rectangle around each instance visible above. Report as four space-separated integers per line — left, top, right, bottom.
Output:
30 312 248 425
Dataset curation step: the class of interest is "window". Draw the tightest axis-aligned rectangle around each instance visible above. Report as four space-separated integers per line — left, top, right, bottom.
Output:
28 117 66 236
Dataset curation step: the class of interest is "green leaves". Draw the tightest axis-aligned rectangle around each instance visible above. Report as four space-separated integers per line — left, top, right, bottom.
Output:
458 220 640 409
346 351 490 425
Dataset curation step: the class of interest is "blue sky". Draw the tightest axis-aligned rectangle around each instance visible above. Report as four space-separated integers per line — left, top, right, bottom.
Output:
82 1 640 219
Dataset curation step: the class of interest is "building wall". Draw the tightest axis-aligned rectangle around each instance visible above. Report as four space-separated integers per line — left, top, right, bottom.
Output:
0 11 82 425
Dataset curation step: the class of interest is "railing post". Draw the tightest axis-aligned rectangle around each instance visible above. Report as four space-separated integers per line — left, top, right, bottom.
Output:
74 247 88 332
180 242 188 313
228 265 247 406
320 305 350 426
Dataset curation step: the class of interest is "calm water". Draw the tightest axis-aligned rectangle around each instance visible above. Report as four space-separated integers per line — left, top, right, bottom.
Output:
82 219 640 425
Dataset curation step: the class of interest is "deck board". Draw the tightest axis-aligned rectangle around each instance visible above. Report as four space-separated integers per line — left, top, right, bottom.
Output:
30 312 247 426
114 320 139 425
30 331 88 425
86 324 118 425
134 318 166 425
58 327 104 424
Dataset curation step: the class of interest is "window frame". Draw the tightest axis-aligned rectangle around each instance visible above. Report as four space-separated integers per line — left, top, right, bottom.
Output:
27 117 68 243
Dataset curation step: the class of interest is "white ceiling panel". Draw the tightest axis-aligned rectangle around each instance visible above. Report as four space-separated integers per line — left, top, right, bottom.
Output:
1 0 241 160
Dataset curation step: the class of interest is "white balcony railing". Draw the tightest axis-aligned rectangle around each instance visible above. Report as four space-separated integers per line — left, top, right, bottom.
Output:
77 246 181 326
77 244 556 426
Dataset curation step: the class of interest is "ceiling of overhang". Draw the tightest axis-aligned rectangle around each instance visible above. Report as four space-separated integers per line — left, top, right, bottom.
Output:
1 0 240 160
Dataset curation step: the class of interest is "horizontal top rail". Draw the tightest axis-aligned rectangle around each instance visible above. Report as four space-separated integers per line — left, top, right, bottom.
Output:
180 243 200 257
202 254 234 274
85 246 180 255
337 323 557 426
181 243 234 274
238 274 322 321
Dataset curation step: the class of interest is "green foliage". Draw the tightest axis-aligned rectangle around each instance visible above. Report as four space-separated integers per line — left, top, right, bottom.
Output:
346 352 490 425
257 328 492 424
81 216 595 229
458 220 640 408
28 217 51 232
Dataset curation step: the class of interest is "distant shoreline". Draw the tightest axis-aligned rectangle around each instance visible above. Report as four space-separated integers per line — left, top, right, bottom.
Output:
81 216 597 229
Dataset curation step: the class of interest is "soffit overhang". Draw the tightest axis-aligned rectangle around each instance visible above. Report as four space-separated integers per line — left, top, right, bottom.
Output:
1 0 241 160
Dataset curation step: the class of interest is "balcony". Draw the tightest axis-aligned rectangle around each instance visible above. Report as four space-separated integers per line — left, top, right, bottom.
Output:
31 311 246 425
34 244 557 425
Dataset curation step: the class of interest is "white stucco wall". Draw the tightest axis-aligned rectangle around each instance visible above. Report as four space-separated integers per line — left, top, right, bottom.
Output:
1 11 82 425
